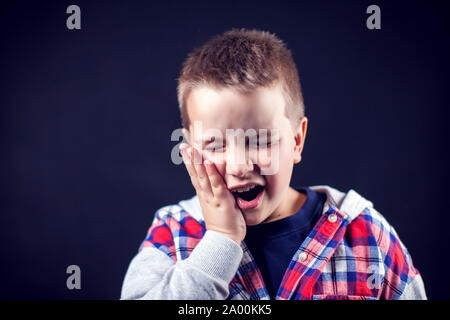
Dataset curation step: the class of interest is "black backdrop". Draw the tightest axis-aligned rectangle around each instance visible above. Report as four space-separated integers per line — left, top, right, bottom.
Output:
1 0 449 299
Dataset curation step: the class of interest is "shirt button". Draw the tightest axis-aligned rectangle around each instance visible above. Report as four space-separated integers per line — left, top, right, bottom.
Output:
328 213 337 223
299 252 307 262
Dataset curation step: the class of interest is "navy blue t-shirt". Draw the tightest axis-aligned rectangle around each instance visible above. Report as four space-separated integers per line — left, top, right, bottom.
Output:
243 187 326 299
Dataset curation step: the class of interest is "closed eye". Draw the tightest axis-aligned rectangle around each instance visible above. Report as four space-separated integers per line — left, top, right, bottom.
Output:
249 141 272 148
205 145 225 152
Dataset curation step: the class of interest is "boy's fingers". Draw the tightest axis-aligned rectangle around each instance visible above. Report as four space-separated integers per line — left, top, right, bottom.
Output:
204 160 227 197
180 145 200 190
191 148 213 197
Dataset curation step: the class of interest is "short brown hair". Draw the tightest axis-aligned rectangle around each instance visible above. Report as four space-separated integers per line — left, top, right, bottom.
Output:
177 28 305 129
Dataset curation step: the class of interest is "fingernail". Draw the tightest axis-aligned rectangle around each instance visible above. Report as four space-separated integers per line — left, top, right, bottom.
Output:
204 160 212 165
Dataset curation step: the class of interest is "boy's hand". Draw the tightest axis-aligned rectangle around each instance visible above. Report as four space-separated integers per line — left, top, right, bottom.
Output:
180 143 246 245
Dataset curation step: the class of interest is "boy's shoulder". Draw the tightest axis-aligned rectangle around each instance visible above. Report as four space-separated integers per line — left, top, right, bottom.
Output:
138 195 205 257
310 186 423 299
311 185 397 238
152 194 203 224
312 186 418 265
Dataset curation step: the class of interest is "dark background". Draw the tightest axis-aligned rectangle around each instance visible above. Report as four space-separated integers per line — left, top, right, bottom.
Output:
1 0 449 299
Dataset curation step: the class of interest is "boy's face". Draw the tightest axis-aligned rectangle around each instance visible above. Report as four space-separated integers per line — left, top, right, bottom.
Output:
184 83 307 225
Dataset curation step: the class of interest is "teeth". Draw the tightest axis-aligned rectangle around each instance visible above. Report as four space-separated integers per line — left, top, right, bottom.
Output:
233 184 257 193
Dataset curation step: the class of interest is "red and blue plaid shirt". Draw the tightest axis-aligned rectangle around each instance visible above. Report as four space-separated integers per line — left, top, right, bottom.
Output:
139 186 425 300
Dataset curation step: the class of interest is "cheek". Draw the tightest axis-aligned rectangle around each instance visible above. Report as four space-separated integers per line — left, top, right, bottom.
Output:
257 144 293 197
251 143 291 176
249 148 275 169
216 162 227 178
204 151 225 164
262 164 292 211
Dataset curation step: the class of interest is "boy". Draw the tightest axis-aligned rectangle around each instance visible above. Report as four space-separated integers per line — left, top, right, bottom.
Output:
121 29 426 300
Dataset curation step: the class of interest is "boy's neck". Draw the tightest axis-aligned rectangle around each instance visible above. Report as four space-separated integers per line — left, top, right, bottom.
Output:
263 186 307 224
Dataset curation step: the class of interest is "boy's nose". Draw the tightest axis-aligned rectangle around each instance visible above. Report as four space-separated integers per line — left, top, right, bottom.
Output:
226 160 254 178
225 149 254 178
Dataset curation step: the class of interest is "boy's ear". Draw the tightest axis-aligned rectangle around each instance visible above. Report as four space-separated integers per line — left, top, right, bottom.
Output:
293 116 308 164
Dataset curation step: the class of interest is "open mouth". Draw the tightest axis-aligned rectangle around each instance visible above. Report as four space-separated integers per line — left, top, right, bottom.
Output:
230 184 265 210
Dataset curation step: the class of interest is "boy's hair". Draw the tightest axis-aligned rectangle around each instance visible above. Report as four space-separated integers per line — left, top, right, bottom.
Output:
177 28 305 130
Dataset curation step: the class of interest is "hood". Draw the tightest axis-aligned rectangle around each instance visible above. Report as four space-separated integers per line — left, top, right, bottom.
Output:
310 185 374 221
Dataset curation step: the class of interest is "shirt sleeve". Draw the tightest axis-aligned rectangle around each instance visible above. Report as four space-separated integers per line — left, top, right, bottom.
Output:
367 208 427 300
120 207 243 300
398 274 427 300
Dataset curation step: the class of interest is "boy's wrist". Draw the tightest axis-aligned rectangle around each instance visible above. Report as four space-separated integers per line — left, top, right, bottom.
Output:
222 233 242 246
206 228 243 246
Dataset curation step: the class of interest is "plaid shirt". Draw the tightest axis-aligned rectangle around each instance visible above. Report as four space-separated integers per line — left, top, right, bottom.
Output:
139 186 425 300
